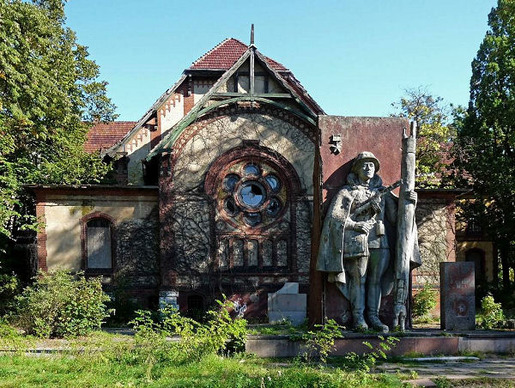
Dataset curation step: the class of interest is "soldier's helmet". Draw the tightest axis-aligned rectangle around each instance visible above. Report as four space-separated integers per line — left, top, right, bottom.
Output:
351 151 380 173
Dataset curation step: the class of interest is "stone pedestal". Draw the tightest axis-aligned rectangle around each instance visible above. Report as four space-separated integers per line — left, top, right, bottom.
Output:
440 262 475 330
268 282 307 325
159 290 179 310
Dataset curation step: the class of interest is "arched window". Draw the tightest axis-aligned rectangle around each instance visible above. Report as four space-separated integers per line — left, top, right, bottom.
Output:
84 217 114 273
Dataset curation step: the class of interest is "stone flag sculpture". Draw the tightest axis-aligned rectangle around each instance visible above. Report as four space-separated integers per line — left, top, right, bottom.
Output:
394 121 421 331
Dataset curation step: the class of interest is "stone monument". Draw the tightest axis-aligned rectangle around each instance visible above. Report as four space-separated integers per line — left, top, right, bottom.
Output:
268 282 307 326
317 123 421 332
440 262 476 330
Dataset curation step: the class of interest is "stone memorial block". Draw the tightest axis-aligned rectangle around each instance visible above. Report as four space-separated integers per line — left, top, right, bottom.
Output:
440 262 475 330
268 282 307 325
159 290 179 310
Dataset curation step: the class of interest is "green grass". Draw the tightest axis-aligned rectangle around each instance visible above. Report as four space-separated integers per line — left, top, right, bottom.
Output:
0 352 408 388
0 323 407 387
0 328 410 388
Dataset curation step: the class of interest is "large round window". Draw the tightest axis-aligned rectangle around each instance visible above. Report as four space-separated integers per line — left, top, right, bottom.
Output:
217 161 286 228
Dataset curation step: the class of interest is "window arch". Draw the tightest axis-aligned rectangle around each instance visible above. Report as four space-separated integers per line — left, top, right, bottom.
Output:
81 213 115 274
205 144 302 273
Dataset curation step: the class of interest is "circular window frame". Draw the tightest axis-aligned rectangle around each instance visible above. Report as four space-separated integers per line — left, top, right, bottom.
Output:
205 146 302 231
235 180 267 210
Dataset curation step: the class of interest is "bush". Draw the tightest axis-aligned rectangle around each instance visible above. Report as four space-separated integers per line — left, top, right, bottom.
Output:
0 273 20 315
131 298 248 364
477 294 505 329
412 284 437 319
12 270 111 338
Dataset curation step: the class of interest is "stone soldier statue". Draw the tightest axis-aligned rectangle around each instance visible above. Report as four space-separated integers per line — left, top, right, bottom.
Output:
317 151 418 332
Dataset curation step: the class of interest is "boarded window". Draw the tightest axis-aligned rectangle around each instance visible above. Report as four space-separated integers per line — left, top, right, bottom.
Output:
86 218 112 269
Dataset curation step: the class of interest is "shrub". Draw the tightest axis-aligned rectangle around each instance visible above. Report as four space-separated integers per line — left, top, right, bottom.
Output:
0 273 20 315
12 270 111 338
412 284 437 319
300 318 342 364
477 294 505 329
130 298 248 366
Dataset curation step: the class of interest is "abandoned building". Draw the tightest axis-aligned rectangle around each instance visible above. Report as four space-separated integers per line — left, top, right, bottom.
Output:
29 37 494 322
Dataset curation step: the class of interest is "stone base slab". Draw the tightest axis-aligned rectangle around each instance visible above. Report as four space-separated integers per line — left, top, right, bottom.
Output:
246 332 515 358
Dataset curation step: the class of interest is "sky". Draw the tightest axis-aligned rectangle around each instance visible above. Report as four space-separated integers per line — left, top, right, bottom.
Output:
64 0 497 121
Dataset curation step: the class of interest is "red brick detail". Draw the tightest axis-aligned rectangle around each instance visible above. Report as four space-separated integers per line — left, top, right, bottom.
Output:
150 128 161 150
36 212 47 271
84 121 136 153
205 145 301 196
183 84 195 116
158 153 177 289
30 186 158 198
190 38 287 71
35 192 48 271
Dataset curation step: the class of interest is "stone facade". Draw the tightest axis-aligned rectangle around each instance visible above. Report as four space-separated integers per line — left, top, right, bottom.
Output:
159 106 316 317
414 191 457 286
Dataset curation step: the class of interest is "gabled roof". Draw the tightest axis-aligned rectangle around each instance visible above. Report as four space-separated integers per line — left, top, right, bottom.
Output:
106 37 324 158
147 44 324 159
85 121 136 153
190 38 287 71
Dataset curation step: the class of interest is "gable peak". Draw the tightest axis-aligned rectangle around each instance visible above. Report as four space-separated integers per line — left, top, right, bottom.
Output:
189 38 287 71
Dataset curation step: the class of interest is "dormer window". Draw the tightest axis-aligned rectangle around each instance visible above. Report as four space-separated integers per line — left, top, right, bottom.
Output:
234 72 269 94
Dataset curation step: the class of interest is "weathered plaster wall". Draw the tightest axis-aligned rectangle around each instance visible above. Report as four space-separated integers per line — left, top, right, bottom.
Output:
194 79 215 104
127 141 151 185
159 92 185 133
36 189 160 297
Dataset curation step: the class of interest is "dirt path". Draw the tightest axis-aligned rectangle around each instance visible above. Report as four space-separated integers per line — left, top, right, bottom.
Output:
377 356 515 386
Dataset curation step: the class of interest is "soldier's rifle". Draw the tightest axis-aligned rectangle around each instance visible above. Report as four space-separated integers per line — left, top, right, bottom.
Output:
352 179 402 216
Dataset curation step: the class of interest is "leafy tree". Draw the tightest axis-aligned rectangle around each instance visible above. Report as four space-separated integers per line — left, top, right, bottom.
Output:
454 0 515 289
391 87 456 187
0 0 116 254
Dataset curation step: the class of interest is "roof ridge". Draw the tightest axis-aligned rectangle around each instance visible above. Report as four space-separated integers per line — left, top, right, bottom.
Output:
90 121 137 126
191 38 248 67
106 120 137 124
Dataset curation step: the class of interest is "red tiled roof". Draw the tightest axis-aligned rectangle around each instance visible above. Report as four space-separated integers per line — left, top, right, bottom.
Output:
84 121 136 152
190 38 287 71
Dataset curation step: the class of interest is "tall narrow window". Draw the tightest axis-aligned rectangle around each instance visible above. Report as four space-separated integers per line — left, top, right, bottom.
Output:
86 218 113 270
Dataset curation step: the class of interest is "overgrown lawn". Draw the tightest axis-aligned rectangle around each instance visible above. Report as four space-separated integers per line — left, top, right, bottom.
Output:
0 344 406 388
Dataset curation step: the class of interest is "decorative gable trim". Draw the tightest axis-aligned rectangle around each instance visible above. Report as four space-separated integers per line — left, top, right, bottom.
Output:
147 45 322 159
104 74 188 158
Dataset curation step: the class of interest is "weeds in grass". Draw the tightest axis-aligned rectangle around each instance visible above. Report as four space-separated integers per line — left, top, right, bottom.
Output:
297 318 342 364
334 336 400 373
434 376 452 388
127 297 248 381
